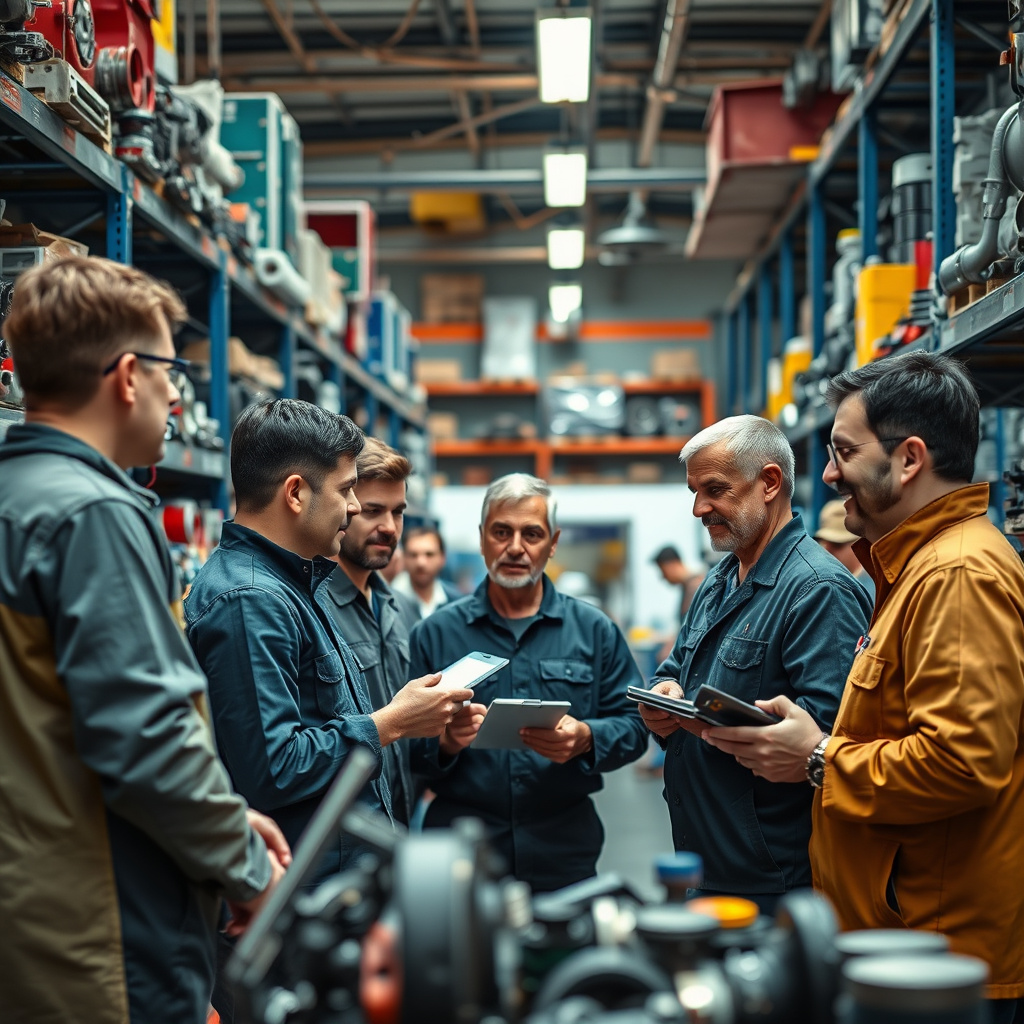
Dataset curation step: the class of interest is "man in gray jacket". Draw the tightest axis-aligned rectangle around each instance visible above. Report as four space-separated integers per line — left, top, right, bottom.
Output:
0 257 285 1024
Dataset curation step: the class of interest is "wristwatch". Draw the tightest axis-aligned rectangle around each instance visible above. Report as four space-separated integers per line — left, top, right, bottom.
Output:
806 733 830 789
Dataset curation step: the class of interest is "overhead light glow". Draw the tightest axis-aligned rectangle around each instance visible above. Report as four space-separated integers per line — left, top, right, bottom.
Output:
547 227 586 269
543 149 588 207
549 283 583 323
536 9 592 104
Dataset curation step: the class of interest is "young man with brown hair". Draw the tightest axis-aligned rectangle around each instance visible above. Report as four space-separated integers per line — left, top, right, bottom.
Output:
0 257 285 1024
321 436 423 822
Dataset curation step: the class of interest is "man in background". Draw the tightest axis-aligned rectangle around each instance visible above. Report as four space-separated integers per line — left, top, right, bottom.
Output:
393 523 461 618
409 473 648 892
814 498 875 601
321 436 421 824
652 543 705 624
0 257 284 1024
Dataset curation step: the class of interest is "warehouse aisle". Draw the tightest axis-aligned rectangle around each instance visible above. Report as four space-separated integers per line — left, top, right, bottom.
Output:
594 756 675 900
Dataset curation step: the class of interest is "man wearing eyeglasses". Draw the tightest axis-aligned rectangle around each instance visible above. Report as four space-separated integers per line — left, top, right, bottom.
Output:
638 415 871 913
706 353 1024 1020
0 257 286 1024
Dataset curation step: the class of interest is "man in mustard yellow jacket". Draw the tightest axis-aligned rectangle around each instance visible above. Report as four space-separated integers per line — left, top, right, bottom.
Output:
703 353 1024 1022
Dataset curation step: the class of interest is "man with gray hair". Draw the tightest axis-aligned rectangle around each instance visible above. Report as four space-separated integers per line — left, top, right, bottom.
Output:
639 415 871 911
408 473 648 892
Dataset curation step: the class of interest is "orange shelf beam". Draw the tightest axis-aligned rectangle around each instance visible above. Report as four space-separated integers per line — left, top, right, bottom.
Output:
548 438 690 456
413 319 713 344
424 380 539 396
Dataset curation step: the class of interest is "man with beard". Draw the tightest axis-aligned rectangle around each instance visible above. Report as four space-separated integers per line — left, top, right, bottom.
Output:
407 473 648 892
185 403 472 879
638 415 870 912
321 436 423 823
707 356 1024 1019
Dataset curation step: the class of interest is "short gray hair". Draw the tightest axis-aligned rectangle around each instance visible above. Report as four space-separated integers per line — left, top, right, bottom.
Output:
679 415 795 499
481 473 558 533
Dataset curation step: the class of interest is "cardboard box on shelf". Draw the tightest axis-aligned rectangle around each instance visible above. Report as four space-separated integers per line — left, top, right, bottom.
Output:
0 223 89 260
420 272 485 323
461 465 492 486
414 358 462 383
427 411 459 440
650 349 701 380
431 472 450 488
628 463 662 484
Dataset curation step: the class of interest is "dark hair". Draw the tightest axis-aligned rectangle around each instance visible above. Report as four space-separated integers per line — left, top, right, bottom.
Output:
231 400 365 512
825 352 979 483
652 544 682 566
404 524 445 555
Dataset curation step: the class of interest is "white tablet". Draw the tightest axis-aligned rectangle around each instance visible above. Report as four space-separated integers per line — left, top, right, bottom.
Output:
471 699 572 750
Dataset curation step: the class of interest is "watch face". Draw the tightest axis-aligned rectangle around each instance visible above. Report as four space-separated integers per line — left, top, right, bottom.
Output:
808 757 826 788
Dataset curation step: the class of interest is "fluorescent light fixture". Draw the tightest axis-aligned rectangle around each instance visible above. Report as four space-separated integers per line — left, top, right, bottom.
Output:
549 283 583 323
543 148 588 207
547 227 586 269
536 8 592 104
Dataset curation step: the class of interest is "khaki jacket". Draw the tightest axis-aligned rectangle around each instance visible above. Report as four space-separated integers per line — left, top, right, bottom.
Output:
810 484 1024 998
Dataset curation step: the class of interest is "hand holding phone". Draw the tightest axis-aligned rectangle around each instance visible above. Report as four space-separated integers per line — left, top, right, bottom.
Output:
436 651 509 691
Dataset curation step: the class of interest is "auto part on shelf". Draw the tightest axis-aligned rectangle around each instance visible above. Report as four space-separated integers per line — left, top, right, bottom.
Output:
830 0 884 92
23 57 110 143
0 0 53 64
92 0 155 112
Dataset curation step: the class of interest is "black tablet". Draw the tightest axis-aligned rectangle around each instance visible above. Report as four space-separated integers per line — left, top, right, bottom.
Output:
693 684 781 727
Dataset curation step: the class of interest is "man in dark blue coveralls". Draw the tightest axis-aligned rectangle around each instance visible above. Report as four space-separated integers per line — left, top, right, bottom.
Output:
408 473 648 893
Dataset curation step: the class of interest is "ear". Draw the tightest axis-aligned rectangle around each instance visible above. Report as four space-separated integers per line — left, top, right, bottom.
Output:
548 528 561 560
109 354 140 407
282 473 308 515
760 463 785 504
897 436 928 486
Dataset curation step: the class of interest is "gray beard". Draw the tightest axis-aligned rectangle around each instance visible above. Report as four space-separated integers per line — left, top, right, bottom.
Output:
488 562 543 589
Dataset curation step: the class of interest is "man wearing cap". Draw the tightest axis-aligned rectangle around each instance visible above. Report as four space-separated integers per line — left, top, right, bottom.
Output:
814 499 875 601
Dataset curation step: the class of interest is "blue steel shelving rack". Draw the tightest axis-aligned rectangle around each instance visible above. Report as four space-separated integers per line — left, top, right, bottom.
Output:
0 68 425 512
717 0 960 524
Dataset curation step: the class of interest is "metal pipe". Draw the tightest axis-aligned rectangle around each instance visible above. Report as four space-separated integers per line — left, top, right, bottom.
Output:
938 103 1018 295
302 167 706 195
206 0 221 81
636 0 692 169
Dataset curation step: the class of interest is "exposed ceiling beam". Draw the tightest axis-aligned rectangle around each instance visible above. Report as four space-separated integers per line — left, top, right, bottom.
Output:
434 0 458 47
218 71 641 94
303 167 706 197
300 126 707 159
637 0 692 169
465 0 481 55
259 0 353 125
803 0 833 49
453 88 481 157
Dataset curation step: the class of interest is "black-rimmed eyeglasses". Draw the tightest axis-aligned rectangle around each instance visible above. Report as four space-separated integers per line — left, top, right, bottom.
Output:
102 352 192 393
826 437 909 467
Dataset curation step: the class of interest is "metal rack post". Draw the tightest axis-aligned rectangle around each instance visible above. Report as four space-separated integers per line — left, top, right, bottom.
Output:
930 0 956 274
758 264 774 414
209 256 231 512
858 109 879 260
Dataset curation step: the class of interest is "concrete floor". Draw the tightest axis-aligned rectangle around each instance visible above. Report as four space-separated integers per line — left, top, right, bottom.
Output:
593 748 675 900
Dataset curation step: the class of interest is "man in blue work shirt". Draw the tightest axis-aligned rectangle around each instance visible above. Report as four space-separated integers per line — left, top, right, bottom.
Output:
409 473 648 893
639 415 871 913
185 401 473 879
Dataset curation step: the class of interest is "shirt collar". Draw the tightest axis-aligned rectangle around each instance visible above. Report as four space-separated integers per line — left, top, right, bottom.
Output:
857 483 991 584
461 572 566 625
218 521 337 589
708 513 808 590
325 566 396 610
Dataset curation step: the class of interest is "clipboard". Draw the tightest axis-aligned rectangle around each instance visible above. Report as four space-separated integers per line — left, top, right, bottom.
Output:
472 698 571 750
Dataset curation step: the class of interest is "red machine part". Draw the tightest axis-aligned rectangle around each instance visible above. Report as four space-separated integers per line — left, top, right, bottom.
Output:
92 0 156 112
26 0 97 79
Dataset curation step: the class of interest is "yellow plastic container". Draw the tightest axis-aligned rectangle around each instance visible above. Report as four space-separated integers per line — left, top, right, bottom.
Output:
855 263 916 365
766 357 784 422
781 336 812 407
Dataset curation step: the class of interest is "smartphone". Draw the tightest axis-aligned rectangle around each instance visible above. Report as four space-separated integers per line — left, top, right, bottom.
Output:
693 684 781 727
436 651 510 692
627 685 698 718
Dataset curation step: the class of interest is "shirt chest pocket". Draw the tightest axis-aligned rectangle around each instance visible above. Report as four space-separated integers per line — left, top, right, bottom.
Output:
314 650 347 719
714 635 768 701
538 658 594 717
349 641 381 675
838 653 888 739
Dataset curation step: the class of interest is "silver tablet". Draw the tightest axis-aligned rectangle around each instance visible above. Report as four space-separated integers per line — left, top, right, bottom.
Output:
471 698 572 750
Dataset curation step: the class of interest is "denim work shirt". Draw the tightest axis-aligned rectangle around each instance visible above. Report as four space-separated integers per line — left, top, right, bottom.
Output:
655 514 871 895
184 522 391 881
409 576 648 893
321 569 417 824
